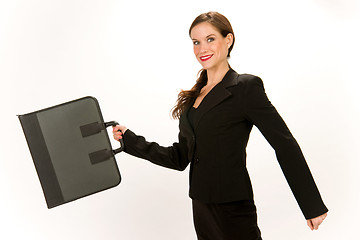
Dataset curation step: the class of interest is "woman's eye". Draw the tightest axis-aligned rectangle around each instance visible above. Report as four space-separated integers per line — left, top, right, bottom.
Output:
207 37 215 42
193 41 200 45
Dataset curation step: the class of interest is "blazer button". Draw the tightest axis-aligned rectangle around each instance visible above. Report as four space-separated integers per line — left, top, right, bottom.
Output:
194 157 199 164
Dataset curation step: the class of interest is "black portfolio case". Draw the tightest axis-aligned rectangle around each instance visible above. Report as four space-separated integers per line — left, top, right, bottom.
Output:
18 96 124 208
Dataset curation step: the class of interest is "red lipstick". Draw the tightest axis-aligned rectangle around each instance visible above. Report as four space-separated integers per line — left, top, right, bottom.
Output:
200 55 213 62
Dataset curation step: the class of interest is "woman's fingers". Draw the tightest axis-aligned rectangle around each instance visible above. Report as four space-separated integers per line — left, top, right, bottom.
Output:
313 219 320 230
112 125 121 133
307 212 327 230
307 220 314 230
112 125 124 141
113 131 123 140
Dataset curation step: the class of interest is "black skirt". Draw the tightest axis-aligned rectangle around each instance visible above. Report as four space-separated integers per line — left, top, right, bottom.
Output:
192 199 262 240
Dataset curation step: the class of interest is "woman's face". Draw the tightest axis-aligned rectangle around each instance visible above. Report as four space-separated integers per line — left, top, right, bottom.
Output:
190 22 233 71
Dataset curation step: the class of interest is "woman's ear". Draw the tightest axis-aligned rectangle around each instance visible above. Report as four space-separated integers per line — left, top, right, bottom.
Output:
226 33 234 48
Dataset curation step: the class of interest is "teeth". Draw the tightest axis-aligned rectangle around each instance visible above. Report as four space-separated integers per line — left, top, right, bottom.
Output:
201 55 212 60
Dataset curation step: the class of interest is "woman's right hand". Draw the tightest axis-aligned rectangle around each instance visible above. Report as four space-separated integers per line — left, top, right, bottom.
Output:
112 125 128 141
307 212 327 230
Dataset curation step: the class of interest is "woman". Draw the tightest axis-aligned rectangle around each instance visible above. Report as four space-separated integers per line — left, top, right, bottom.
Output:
113 12 328 239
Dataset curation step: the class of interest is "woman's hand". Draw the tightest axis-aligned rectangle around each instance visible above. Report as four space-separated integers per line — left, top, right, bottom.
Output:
112 125 128 141
307 212 327 230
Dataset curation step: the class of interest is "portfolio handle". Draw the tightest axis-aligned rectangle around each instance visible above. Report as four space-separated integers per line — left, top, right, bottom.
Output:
104 121 124 154
80 120 125 164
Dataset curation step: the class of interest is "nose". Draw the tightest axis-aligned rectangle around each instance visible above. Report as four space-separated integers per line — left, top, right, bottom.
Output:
199 44 208 54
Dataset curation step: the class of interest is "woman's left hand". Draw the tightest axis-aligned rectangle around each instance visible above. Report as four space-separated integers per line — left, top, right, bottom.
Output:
112 125 128 141
307 212 327 230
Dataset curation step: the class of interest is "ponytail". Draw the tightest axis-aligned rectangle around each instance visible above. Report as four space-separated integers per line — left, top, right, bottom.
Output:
171 69 207 119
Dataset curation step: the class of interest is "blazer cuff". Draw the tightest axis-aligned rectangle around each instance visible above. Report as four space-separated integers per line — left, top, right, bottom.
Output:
304 205 329 220
122 129 137 153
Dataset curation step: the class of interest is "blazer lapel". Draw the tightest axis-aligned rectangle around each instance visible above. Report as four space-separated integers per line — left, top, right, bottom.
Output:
193 69 239 130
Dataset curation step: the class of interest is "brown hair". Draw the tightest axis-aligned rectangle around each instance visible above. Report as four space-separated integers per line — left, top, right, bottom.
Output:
171 12 235 119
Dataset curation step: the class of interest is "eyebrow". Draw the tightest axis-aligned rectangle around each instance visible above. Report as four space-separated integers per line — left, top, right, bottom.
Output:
191 34 216 41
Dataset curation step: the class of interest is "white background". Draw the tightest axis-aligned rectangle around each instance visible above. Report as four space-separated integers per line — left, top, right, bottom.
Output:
1 0 359 239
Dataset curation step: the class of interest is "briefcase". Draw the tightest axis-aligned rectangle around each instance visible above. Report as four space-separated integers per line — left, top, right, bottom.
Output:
18 96 124 208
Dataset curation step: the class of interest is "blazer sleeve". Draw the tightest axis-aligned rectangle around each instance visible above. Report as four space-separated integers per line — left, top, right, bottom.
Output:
243 76 328 220
121 127 190 171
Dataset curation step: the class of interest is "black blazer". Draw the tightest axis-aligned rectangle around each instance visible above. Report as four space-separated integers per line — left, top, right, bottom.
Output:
123 69 328 219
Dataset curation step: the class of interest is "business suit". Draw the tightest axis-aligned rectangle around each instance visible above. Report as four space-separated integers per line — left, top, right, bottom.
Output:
123 68 328 221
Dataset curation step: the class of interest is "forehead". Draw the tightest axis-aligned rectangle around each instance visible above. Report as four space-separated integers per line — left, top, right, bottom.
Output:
190 22 221 39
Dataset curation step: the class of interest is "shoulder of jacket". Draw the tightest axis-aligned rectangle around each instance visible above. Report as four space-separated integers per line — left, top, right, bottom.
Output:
230 72 263 87
237 73 261 82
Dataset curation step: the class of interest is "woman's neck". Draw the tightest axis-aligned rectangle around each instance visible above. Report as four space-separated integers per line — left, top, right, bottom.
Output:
205 62 230 87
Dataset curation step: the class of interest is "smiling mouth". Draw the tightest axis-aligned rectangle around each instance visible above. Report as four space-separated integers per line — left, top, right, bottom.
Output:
200 55 213 62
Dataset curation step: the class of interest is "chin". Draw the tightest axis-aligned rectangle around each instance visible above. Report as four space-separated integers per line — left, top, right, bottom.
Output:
198 62 214 70
201 64 216 71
